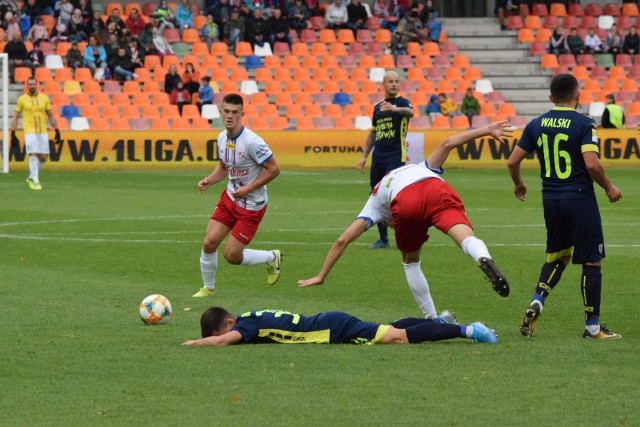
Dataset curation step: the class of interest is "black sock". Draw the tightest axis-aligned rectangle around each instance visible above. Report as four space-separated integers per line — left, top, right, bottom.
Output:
406 323 460 343
534 259 566 303
377 223 388 242
390 317 433 329
581 265 602 325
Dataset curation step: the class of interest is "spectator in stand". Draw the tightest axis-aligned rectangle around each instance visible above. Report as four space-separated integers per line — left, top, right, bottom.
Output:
567 27 585 55
496 0 521 31
246 7 268 47
606 24 623 61
176 0 195 34
4 33 32 81
28 40 44 69
239 3 251 22
425 94 441 119
36 0 54 15
182 62 201 95
325 0 350 30
267 8 290 49
155 0 177 32
395 10 428 44
152 26 175 56
75 0 93 23
418 0 435 24
390 29 408 61
210 0 233 30
200 14 220 48
106 8 126 34
83 34 107 76
128 38 145 68
66 41 83 70
68 8 90 41
196 76 214 114
426 10 442 43
223 9 244 48
125 8 146 37
287 0 309 38
139 22 155 48
347 0 368 34
28 17 50 43
623 26 639 55
170 81 191 115
601 94 625 129
21 0 43 24
51 22 69 44
305 0 319 17
104 32 121 60
584 27 603 54
5 13 21 42
109 46 139 81
164 63 182 94
55 0 74 25
0 1 18 24
549 24 568 55
438 92 460 117
461 88 480 127
373 0 387 18
90 10 106 36
244 0 264 12
388 0 410 19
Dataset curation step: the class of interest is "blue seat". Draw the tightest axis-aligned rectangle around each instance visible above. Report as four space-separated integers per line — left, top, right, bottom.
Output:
332 92 351 107
60 105 80 120
245 55 263 70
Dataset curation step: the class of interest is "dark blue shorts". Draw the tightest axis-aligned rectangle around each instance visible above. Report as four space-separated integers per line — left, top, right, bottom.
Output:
313 312 388 344
370 160 405 188
543 197 605 264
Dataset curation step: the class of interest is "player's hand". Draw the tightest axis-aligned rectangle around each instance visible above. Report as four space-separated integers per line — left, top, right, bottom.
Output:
182 340 197 346
357 156 367 173
488 120 514 140
10 131 20 147
197 177 211 195
605 184 622 203
514 183 527 201
379 101 395 112
297 276 324 287
230 186 251 200
54 128 61 144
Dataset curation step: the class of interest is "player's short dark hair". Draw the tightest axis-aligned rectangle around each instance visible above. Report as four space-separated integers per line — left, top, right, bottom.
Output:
222 93 244 107
550 74 579 103
200 307 234 338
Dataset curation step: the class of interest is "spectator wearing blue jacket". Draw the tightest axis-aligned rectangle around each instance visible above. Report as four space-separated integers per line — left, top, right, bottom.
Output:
197 77 214 114
425 94 441 119
176 0 195 34
83 34 107 76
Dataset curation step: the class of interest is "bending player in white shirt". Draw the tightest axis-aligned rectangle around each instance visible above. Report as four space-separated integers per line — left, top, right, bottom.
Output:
193 94 282 297
298 121 514 318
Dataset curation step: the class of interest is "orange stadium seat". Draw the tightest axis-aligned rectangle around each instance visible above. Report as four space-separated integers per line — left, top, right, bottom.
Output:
89 117 109 130
53 68 73 82
378 55 395 68
112 92 131 106
271 116 290 130
329 43 347 56
106 2 124 15
182 29 200 43
375 29 391 44
540 54 559 69
122 104 141 119
291 42 309 56
338 29 355 44
452 115 470 129
622 79 638 92
499 103 517 117
210 42 229 56
549 3 567 17
525 15 542 29
409 116 431 130
532 3 548 16
517 28 535 43
622 2 639 16
423 42 441 56
431 116 451 129
536 27 552 42
295 116 314 130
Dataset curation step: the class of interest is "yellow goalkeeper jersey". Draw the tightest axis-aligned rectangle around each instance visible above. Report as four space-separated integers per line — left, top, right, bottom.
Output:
16 93 51 134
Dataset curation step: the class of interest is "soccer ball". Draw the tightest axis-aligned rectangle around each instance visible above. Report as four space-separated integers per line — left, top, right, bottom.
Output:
139 294 172 325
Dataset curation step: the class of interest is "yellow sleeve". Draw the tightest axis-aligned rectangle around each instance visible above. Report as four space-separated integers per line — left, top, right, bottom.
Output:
15 96 24 113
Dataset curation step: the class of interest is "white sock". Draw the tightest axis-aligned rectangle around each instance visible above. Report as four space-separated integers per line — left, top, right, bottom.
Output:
461 236 491 263
464 326 474 338
200 250 217 290
240 249 275 266
531 300 543 312
37 160 44 172
586 324 600 334
403 262 437 319
29 156 39 183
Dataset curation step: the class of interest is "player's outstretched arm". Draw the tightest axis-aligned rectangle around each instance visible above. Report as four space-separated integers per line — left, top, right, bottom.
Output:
507 145 529 202
426 121 514 170
297 219 369 287
198 162 228 194
583 151 622 203
182 330 243 346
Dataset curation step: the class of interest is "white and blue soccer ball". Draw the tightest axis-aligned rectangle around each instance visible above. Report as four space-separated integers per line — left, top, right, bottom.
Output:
139 294 172 325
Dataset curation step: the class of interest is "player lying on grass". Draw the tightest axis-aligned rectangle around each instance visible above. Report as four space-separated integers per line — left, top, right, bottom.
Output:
182 307 497 346
297 121 513 319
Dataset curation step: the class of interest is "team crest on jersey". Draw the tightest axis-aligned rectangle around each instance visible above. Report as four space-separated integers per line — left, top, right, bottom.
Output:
226 142 236 149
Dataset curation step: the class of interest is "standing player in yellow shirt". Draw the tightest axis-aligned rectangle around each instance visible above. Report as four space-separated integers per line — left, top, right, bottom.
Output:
10 77 61 190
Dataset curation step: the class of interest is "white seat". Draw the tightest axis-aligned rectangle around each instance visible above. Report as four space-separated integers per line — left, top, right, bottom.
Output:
588 102 606 117
598 15 614 30
45 54 64 70
369 67 385 82
475 79 494 94
70 117 90 130
354 116 372 130
253 43 273 57
201 104 220 120
240 80 259 96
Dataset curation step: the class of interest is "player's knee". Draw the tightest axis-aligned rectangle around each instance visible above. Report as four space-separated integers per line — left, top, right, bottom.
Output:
223 250 243 264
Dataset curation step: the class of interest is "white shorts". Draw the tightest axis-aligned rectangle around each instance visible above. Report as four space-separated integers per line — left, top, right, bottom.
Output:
25 133 50 154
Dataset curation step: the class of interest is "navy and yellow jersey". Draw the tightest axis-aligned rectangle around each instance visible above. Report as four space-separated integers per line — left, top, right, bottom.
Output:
371 95 412 164
517 106 599 199
15 93 51 134
231 310 389 345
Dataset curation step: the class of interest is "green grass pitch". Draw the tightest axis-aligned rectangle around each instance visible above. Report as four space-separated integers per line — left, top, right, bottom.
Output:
1 167 639 426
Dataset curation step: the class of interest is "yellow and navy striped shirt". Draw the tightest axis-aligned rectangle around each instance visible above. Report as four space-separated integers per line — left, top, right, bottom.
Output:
15 93 51 134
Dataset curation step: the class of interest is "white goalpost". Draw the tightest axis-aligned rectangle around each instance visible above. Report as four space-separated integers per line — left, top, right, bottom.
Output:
1 53 9 174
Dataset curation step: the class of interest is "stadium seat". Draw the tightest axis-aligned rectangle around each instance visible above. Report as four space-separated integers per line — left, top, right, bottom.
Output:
89 117 109 130
366 16 381 30
549 3 567 17
627 102 640 116
471 115 491 128
235 42 253 56
434 55 450 67
542 15 559 29
200 104 220 120
615 54 632 68
486 91 504 104
106 2 124 15
375 29 391 44
475 79 494 94
163 29 181 43
356 29 373 44
313 92 332 105
622 3 639 16
300 29 317 43
589 66 607 80
465 66 483 81
585 3 603 16
588 101 606 117
536 27 552 42
354 116 372 130
69 116 90 131
377 55 395 68
254 43 273 57
559 54 577 68
63 81 82 95
210 42 229 56
608 66 626 80
568 3 584 16
340 55 359 69
332 92 351 107
367 42 385 56
53 68 74 83
597 15 614 30
423 42 441 57
45 55 65 70
431 116 451 129
309 16 325 30
409 116 431 130
595 54 614 68
338 29 355 44
61 105 81 120
273 42 291 56
603 3 620 16
415 55 432 69
621 79 637 92
244 55 263 69
571 65 589 80
541 54 560 69
369 67 385 83
451 115 469 129
182 29 200 43
311 117 333 130
525 15 542 29
507 15 524 30
452 54 470 69
292 42 310 56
